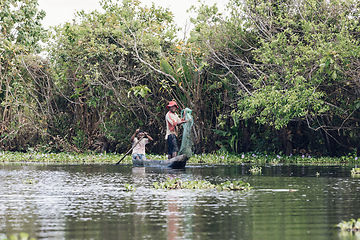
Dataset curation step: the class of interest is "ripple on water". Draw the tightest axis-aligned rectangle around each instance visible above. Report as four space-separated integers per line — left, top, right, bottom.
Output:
0 164 359 240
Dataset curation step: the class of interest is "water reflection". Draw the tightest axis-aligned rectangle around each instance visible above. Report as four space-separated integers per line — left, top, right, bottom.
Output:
0 164 359 240
338 231 360 240
167 194 180 239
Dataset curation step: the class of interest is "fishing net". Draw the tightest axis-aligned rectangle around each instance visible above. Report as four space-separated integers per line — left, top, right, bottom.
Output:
178 108 194 158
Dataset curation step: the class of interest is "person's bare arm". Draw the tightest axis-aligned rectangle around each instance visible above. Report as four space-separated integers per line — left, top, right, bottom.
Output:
144 132 153 141
178 119 189 125
130 129 140 142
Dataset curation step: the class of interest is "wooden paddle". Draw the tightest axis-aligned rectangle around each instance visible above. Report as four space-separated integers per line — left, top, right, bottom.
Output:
115 135 145 165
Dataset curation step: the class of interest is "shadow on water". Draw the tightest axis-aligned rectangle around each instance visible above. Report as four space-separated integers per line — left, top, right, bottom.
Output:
0 163 359 240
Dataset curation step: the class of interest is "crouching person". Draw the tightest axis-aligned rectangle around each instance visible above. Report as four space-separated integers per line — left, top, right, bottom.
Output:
130 129 153 160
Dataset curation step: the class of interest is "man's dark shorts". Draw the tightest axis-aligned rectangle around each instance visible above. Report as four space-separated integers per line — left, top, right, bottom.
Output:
167 134 179 155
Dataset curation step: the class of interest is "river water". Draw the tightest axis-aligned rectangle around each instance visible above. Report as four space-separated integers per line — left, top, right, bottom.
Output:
1 163 359 240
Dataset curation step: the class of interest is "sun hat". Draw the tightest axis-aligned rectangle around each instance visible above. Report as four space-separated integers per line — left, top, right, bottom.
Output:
167 101 178 109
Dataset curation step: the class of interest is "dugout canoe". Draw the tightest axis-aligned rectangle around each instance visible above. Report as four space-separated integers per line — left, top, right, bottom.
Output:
132 154 188 169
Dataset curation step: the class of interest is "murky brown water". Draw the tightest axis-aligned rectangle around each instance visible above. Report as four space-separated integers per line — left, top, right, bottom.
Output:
1 163 359 239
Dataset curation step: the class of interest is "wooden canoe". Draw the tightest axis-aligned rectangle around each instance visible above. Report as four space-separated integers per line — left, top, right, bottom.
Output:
132 154 188 169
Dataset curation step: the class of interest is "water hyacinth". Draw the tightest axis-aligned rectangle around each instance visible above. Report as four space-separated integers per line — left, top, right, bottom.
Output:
336 218 360 232
0 232 36 240
152 178 251 191
23 179 36 184
124 183 136 191
249 166 262 173
351 168 360 175
153 178 213 190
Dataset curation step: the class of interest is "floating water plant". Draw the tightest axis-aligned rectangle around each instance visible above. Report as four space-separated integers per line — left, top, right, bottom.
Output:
249 166 262 173
124 183 136 191
152 178 251 191
216 180 251 191
23 179 36 184
0 232 36 240
351 168 360 175
336 218 360 231
153 178 213 190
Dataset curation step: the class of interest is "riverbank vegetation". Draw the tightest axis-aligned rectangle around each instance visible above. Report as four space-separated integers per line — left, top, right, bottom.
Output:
1 0 360 158
0 151 358 165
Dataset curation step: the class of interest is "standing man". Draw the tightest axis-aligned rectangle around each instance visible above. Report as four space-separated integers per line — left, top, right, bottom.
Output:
165 101 188 159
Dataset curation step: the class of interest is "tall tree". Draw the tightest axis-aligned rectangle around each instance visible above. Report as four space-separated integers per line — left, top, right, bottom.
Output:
47 0 179 152
231 0 360 155
188 0 360 155
0 0 47 150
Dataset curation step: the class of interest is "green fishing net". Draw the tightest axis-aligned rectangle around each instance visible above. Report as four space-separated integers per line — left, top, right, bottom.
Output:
178 108 194 158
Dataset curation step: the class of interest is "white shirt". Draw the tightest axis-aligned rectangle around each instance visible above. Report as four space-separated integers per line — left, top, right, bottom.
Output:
132 137 149 155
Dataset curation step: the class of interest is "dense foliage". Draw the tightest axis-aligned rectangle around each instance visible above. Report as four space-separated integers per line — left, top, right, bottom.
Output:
0 0 47 150
1 0 360 157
